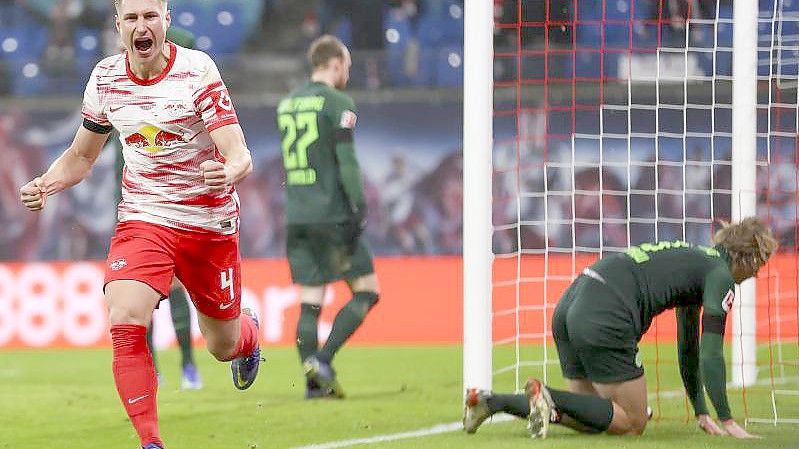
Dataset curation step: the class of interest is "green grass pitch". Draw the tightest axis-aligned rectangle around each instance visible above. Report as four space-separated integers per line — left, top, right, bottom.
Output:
0 344 798 449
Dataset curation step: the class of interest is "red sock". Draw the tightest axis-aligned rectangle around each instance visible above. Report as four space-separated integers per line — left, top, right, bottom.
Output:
110 324 162 448
222 313 258 361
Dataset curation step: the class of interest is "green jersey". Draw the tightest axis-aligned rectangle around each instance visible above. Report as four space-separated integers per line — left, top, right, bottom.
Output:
613 242 735 333
593 242 736 420
276 81 363 224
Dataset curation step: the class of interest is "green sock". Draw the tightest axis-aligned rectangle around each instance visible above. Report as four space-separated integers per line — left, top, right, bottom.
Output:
169 285 194 367
548 388 614 432
146 322 159 373
318 291 379 363
486 393 530 418
297 303 321 362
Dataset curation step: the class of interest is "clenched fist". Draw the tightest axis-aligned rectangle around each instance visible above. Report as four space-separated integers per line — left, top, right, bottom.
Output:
199 160 228 193
20 177 47 211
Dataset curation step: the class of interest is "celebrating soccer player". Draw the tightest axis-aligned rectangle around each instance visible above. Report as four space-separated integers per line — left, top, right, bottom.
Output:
276 35 379 399
464 217 776 440
19 1 261 448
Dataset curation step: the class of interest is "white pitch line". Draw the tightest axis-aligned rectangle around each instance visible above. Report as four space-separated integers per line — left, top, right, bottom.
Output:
290 377 799 449
287 417 505 449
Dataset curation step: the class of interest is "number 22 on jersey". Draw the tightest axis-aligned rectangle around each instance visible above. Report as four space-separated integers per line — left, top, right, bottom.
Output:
625 240 719 263
278 112 319 185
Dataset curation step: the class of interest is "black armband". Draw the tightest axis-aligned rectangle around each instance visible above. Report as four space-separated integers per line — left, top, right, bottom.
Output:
702 314 725 336
335 128 353 143
83 118 113 134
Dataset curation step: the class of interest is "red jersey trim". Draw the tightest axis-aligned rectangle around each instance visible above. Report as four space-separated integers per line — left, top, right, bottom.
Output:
125 41 177 86
206 117 240 133
194 80 225 104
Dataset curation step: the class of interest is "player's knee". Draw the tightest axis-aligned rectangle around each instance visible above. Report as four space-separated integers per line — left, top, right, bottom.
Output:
300 286 326 305
606 409 648 436
107 306 147 326
608 422 646 436
350 273 379 293
627 415 649 435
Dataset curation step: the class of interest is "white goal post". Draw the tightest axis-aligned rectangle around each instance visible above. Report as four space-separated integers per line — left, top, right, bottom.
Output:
731 0 758 388
462 0 494 393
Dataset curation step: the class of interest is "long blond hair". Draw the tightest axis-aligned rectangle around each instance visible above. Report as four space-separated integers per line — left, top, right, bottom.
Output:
713 217 778 272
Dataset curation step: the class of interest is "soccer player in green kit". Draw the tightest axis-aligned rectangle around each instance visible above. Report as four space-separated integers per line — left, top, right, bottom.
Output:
463 217 777 439
276 35 379 399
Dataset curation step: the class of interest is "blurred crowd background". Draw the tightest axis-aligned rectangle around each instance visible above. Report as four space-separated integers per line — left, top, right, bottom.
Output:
0 0 797 262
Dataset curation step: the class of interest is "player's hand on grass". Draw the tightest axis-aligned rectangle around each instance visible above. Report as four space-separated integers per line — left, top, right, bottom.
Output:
722 419 761 439
697 414 726 435
200 160 228 192
20 177 47 211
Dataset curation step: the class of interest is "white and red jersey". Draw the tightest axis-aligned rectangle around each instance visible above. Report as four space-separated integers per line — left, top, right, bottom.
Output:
82 41 240 234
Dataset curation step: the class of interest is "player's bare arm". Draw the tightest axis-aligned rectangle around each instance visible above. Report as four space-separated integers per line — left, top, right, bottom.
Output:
202 123 252 192
19 126 109 211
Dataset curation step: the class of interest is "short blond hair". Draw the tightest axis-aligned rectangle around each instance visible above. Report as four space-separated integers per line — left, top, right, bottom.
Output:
713 217 778 272
114 0 168 12
307 35 346 69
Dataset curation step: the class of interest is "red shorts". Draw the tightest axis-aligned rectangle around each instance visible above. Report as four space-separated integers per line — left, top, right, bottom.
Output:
104 220 242 320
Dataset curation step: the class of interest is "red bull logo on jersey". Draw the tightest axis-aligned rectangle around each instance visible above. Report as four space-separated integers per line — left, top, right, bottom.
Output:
124 124 186 153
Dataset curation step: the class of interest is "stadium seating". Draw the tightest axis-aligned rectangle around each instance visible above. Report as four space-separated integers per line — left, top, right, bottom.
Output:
161 0 253 56
384 9 412 86
171 3 209 46
575 0 602 21
205 1 249 56
75 27 101 77
0 22 49 96
10 0 795 91
416 1 462 47
0 27 48 63
413 0 463 86
715 14 733 77
436 46 463 87
333 17 354 49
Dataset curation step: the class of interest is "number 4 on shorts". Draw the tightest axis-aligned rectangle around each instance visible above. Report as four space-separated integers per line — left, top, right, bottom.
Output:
220 267 234 301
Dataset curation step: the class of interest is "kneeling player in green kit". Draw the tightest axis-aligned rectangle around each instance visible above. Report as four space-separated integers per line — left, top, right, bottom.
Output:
463 217 777 439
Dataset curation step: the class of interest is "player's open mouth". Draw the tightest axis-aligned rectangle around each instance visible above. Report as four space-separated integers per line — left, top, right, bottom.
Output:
134 37 153 52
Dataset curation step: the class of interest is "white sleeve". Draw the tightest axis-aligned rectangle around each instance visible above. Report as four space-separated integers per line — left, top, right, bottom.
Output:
80 64 111 129
192 53 239 132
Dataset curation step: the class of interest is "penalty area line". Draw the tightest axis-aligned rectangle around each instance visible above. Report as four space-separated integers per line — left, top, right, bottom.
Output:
288 416 515 449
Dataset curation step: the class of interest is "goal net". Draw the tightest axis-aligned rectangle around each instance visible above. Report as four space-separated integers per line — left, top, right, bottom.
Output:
465 0 799 425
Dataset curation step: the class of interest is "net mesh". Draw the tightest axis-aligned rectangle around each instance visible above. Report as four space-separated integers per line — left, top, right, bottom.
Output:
491 0 799 423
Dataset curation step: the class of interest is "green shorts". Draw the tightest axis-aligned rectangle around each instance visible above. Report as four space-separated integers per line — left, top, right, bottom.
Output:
286 223 375 286
552 269 644 384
